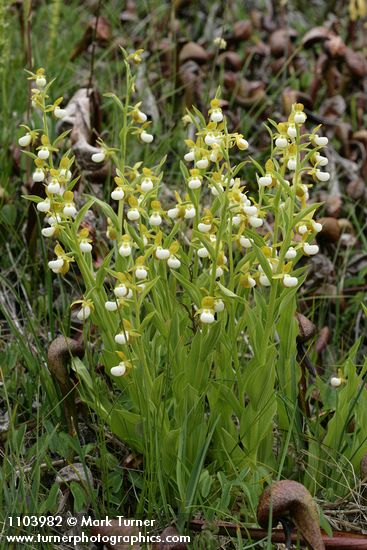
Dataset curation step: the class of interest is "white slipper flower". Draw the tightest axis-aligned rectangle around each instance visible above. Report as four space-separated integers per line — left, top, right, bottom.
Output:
114 285 128 298
135 266 148 280
248 216 263 228
111 362 127 377
149 212 162 226
184 205 196 219
287 157 297 171
287 124 297 138
155 247 170 260
167 256 181 269
283 274 298 288
240 237 252 248
127 208 140 221
316 170 330 182
48 258 64 272
200 309 215 324
184 150 195 162
105 301 118 312
275 136 288 148
210 109 223 123
198 222 211 233
303 243 319 256
258 174 272 187
77 305 91 321
196 158 209 170
47 179 61 194
115 332 129 345
33 168 45 182
314 134 328 147
119 243 132 257
91 150 105 163
111 188 125 201
37 199 51 213
197 247 209 258
214 299 225 312
285 247 297 260
141 130 154 143
18 133 32 147
259 274 271 286
188 177 202 190
243 205 258 216
141 178 154 193
54 106 67 119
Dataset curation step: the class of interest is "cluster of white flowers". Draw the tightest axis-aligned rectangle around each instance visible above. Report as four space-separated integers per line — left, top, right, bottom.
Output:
21 63 330 376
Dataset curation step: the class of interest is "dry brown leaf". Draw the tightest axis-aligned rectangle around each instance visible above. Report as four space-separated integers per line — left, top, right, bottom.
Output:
232 20 253 41
179 42 208 64
344 47 367 77
302 26 334 48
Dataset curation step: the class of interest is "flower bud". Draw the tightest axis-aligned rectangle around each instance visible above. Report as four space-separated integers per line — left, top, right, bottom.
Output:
330 377 342 388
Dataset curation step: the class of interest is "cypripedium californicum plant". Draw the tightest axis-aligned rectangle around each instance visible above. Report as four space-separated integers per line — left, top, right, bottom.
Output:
20 50 367 522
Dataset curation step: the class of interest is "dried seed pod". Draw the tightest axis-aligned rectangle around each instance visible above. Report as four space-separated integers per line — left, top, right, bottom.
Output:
257 480 325 550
